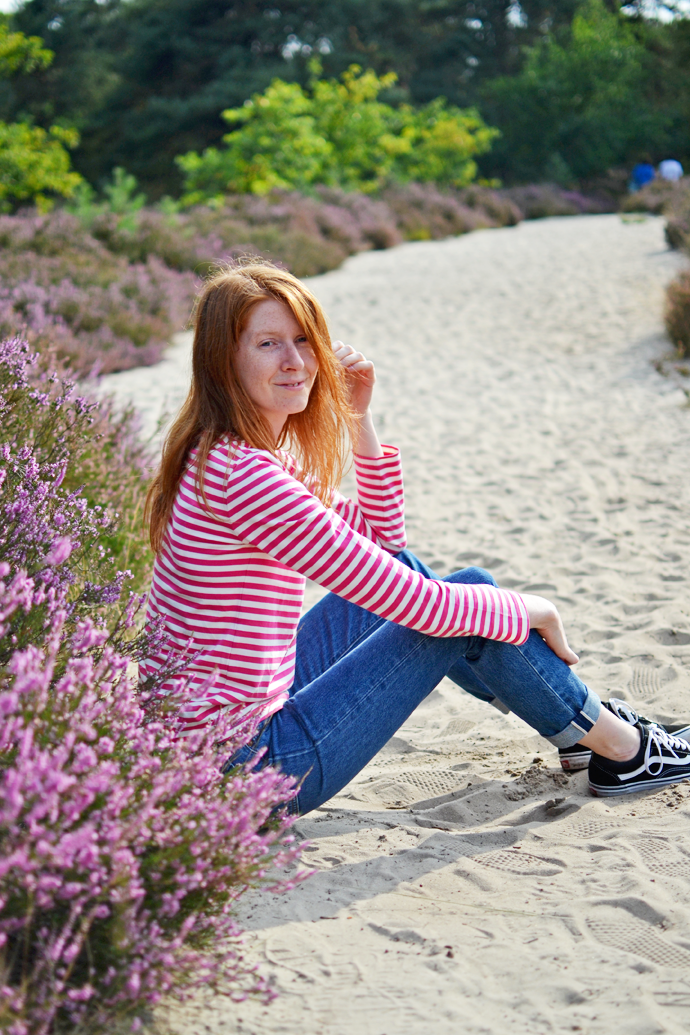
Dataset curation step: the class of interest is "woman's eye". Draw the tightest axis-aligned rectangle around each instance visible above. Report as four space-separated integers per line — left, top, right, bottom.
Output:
259 339 275 348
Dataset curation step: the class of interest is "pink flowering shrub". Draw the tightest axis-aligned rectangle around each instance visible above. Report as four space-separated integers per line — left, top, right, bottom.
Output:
0 183 613 377
0 210 196 376
0 338 302 1034
85 182 611 279
498 183 611 219
0 336 153 591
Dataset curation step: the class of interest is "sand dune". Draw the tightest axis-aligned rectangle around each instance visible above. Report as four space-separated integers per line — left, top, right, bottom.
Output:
102 213 690 1035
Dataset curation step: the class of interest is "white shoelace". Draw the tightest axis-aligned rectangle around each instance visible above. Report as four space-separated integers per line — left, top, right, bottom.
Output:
644 727 690 775
608 698 640 724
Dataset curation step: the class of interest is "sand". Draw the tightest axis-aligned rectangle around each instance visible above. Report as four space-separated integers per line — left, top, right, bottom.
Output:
101 213 690 1035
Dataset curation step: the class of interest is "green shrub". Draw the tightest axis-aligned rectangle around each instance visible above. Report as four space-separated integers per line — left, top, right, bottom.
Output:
0 121 82 212
176 63 498 200
0 22 83 211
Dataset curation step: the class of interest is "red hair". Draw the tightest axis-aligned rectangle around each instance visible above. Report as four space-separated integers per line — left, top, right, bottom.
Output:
145 261 355 553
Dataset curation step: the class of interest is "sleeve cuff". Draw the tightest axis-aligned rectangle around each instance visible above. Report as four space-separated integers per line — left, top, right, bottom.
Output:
353 445 400 464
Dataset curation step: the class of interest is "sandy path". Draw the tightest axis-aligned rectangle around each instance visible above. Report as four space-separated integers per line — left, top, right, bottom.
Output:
103 214 690 1035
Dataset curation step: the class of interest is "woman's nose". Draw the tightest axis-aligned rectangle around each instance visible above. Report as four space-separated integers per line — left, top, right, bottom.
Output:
280 342 304 368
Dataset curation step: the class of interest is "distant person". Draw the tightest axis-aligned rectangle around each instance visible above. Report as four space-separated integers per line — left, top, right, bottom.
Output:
658 158 684 182
142 261 690 814
630 160 656 192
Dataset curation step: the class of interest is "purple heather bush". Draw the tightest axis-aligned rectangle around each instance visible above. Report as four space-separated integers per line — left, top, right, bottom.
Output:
0 338 302 1034
83 181 612 278
0 210 196 376
498 183 612 220
0 336 153 591
620 176 690 250
661 180 690 252
0 183 614 378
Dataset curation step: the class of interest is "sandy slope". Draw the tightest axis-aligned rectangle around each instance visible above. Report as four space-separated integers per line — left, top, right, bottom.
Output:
102 213 690 1035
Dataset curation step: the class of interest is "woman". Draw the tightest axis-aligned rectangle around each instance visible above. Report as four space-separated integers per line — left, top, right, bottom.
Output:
142 262 690 814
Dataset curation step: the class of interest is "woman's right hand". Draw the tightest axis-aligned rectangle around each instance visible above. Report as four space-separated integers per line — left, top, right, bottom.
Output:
520 593 579 666
332 340 376 416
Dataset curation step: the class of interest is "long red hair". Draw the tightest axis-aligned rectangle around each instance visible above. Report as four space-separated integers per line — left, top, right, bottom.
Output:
145 261 355 553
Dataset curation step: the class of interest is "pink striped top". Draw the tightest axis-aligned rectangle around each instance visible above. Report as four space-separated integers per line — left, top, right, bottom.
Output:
141 438 529 735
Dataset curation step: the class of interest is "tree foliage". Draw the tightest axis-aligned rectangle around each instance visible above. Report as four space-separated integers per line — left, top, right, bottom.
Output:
4 0 577 195
481 0 669 182
3 0 690 192
0 17 52 76
0 18 82 210
0 121 81 210
177 63 498 198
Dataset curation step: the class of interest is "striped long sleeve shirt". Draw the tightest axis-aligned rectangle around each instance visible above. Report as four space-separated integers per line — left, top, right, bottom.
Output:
140 438 530 735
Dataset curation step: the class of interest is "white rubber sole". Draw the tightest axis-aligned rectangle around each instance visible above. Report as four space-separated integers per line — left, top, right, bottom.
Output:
559 749 592 771
589 771 690 796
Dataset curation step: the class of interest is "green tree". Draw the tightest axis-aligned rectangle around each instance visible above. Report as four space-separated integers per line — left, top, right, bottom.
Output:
0 18 82 209
396 97 499 186
6 0 577 195
481 0 666 182
7 0 690 193
177 63 497 198
0 121 81 210
0 17 52 75
178 78 334 198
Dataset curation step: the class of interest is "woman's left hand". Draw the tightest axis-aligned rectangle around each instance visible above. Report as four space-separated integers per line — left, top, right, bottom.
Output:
333 340 376 416
520 593 579 666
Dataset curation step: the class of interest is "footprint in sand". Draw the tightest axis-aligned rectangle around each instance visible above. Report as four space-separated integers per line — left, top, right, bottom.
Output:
652 630 690 647
435 718 476 739
628 665 662 697
475 848 565 876
562 818 623 839
363 769 466 807
634 837 690 880
586 914 690 969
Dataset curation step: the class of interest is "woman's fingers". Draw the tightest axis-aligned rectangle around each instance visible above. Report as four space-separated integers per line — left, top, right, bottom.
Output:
520 593 579 667
332 339 376 414
333 340 374 375
542 625 579 667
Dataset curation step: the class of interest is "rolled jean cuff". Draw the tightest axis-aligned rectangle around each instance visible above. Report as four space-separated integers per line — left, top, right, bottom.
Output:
546 686 602 749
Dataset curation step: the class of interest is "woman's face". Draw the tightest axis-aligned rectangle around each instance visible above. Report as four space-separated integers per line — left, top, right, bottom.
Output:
236 298 319 440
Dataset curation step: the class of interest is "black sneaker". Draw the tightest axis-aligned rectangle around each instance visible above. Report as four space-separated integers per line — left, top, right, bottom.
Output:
558 698 690 772
606 697 690 739
589 723 690 796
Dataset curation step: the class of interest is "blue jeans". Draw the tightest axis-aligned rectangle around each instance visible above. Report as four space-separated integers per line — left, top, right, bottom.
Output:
225 551 601 815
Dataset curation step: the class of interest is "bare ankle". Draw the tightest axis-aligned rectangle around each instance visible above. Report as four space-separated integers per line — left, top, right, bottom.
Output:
605 730 641 763
579 710 642 763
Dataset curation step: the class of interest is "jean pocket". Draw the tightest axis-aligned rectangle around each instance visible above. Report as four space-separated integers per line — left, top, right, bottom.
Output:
222 717 270 773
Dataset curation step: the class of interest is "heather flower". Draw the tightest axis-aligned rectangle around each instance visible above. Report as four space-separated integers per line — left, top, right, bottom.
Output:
0 211 196 376
43 538 72 567
0 338 304 1034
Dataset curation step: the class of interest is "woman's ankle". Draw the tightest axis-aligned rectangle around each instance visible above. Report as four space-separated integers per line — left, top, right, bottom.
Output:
579 708 642 762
